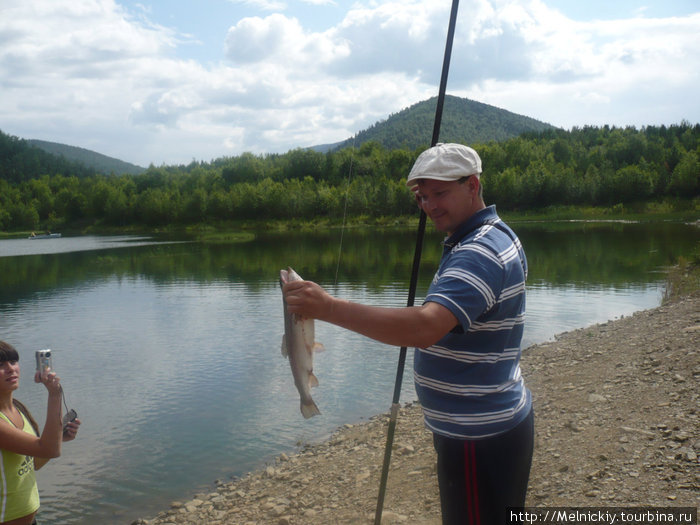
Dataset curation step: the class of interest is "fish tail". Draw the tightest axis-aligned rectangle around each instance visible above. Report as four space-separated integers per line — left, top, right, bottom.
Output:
300 399 321 419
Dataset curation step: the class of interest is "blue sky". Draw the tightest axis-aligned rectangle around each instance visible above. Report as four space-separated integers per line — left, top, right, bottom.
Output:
1 0 699 167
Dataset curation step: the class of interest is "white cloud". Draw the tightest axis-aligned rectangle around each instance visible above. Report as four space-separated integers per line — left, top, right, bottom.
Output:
0 0 698 166
224 13 349 69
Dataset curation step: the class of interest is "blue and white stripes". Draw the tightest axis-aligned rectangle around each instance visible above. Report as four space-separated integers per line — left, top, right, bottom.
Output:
414 205 531 439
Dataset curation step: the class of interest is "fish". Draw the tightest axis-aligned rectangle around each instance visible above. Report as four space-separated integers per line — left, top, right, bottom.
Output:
279 267 324 418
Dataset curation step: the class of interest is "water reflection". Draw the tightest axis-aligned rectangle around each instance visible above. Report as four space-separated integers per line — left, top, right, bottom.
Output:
0 235 184 258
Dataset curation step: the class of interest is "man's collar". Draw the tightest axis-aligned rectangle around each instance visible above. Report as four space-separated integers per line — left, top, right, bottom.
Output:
443 205 497 249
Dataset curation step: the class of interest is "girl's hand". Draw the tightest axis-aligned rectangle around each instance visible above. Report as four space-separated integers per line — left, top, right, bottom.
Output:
62 418 81 442
36 370 62 394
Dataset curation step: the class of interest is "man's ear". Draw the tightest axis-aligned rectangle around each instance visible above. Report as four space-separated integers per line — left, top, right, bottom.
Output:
412 186 423 209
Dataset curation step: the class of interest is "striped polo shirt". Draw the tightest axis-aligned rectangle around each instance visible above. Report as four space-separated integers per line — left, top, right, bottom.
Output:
414 205 531 439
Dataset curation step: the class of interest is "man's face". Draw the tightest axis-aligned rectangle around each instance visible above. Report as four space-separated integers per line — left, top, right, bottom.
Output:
414 177 479 234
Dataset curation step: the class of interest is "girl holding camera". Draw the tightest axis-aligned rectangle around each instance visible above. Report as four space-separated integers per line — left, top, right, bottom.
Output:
0 341 80 525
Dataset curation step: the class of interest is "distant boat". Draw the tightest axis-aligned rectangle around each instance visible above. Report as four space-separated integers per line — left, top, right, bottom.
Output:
29 233 62 239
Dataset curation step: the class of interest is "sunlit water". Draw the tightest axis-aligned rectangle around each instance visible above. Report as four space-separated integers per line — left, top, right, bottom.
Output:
0 222 697 524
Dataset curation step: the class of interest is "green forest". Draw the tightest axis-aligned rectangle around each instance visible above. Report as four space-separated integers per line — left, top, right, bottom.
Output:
1 122 699 232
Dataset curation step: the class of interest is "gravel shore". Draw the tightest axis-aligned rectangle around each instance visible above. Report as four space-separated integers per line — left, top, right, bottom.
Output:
136 292 699 524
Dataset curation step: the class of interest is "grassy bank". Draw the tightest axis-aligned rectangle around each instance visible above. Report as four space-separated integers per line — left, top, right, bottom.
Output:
499 199 700 223
663 252 700 303
1 198 699 240
129 202 700 240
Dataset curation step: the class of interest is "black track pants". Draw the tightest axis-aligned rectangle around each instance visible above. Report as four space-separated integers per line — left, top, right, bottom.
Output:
433 408 534 525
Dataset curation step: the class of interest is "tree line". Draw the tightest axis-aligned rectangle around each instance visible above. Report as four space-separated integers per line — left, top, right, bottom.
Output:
1 123 698 231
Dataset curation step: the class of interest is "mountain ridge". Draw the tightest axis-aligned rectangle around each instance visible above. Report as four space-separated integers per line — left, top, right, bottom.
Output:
27 139 146 175
309 95 556 152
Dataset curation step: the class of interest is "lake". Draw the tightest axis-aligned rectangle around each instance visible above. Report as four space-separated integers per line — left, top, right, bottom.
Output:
0 220 698 524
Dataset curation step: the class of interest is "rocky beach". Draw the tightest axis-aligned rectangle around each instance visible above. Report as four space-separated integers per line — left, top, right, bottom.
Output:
136 291 699 525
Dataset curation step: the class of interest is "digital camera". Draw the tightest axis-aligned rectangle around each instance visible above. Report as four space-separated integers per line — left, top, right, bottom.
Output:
35 349 52 375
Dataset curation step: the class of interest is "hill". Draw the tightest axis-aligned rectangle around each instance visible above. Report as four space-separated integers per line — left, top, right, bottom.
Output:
28 139 146 175
0 130 90 182
0 130 146 183
310 95 556 152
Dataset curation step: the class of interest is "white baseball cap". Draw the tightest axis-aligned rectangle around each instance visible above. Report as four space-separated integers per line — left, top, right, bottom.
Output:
406 143 482 189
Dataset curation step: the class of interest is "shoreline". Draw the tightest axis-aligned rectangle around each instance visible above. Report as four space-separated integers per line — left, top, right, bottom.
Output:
2 209 699 241
137 293 699 524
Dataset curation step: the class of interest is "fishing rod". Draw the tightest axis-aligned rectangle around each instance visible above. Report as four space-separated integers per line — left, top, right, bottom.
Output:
374 1 460 523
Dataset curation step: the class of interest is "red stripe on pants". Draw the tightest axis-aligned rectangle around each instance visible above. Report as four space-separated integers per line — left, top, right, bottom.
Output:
464 441 481 525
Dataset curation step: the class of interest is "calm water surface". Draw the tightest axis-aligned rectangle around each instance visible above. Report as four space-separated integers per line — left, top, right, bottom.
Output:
0 222 697 524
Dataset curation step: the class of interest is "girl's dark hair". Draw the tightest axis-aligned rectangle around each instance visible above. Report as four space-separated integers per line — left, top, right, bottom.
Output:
13 399 39 435
0 341 40 435
0 340 20 363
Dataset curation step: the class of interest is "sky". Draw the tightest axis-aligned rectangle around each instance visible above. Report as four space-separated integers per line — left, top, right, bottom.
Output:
1 0 699 168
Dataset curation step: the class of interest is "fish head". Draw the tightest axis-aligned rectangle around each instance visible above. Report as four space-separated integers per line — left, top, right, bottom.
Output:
280 267 302 286
286 267 302 282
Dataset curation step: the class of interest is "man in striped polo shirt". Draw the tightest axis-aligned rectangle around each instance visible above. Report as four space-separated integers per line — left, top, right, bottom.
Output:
282 143 533 525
